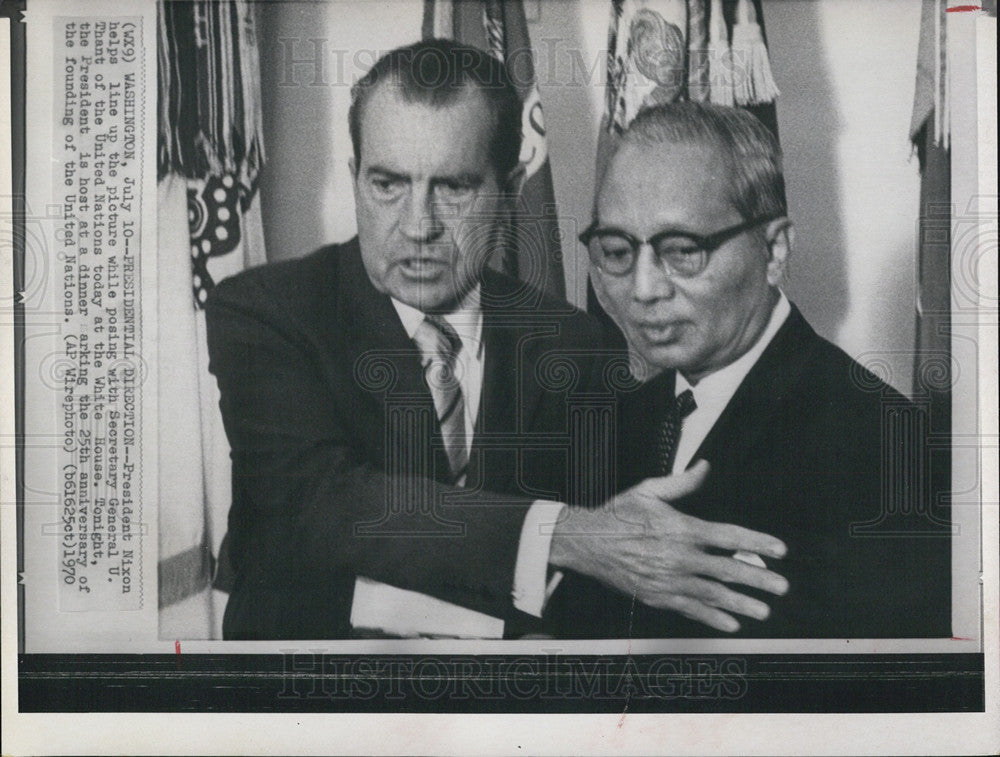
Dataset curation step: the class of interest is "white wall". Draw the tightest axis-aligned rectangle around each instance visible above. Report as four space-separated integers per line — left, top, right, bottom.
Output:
258 1 424 259
258 0 925 395
765 0 922 397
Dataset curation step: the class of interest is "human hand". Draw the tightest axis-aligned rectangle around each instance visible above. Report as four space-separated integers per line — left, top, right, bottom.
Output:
549 461 788 632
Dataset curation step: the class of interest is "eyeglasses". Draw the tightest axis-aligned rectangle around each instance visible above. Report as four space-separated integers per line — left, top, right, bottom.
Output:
579 214 781 277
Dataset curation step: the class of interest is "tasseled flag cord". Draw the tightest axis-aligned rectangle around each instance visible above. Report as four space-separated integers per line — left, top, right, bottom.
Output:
708 0 735 106
731 0 779 106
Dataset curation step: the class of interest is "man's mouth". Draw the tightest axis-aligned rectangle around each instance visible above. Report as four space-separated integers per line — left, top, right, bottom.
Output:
398 257 451 278
634 320 683 342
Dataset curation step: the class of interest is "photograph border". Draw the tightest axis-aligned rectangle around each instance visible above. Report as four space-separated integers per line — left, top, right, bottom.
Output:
3 0 997 752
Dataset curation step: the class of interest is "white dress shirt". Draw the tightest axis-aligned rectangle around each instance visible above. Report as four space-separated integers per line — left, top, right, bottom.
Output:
391 292 484 478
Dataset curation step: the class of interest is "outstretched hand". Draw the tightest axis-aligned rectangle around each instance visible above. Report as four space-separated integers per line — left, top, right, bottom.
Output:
549 461 789 632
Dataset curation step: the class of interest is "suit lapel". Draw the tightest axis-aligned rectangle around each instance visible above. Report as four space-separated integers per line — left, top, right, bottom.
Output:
692 306 817 470
472 271 546 492
478 271 547 434
325 240 450 480
478 317 519 433
618 369 676 487
333 240 427 395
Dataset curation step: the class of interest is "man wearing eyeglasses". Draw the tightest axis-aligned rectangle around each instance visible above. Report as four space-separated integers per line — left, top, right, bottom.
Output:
545 102 951 638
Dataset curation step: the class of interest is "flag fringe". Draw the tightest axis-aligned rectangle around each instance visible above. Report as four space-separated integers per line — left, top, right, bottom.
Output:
707 0 734 106
708 39 735 106
731 0 779 106
687 0 710 102
157 0 264 195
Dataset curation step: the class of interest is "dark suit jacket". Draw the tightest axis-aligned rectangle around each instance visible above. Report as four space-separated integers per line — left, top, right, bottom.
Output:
547 305 952 638
206 238 609 639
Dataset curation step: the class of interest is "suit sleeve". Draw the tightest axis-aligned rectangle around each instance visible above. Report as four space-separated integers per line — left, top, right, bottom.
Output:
205 274 534 624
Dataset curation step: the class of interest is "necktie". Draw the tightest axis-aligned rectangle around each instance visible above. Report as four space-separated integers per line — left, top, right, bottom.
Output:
655 388 697 475
412 316 468 483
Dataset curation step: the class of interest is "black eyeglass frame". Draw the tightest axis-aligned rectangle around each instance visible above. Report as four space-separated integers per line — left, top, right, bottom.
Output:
579 213 783 277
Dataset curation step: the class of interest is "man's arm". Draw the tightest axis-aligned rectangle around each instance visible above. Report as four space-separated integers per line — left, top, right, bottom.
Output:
205 273 534 622
548 461 790 633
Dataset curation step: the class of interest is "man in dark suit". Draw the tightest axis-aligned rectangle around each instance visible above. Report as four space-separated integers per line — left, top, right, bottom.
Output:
206 42 791 640
549 101 952 638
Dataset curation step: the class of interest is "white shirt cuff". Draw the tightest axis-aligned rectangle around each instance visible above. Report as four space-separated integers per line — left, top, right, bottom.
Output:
511 500 566 617
350 577 504 638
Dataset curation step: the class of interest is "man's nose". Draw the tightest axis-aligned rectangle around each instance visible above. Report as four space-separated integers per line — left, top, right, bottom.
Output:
399 184 444 242
632 244 674 302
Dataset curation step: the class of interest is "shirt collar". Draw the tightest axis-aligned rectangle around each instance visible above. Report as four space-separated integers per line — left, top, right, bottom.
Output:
391 286 485 359
676 291 791 401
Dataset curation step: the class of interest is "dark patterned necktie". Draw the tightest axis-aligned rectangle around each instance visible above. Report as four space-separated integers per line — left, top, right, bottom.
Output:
412 316 468 483
655 388 697 475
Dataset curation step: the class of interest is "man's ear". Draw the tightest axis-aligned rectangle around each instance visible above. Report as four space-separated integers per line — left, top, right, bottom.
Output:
764 217 793 286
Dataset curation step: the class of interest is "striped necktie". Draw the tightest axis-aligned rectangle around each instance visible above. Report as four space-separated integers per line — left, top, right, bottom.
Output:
413 316 468 484
656 388 697 475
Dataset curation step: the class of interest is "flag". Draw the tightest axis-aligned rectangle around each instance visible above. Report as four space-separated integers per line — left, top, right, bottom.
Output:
425 0 566 301
588 0 780 316
156 0 266 639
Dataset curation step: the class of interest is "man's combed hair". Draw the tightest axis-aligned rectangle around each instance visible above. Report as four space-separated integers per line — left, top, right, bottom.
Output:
348 39 523 178
622 102 787 221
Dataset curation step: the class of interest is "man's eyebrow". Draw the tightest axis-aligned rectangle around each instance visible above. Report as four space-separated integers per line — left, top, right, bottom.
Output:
364 166 408 181
433 172 484 186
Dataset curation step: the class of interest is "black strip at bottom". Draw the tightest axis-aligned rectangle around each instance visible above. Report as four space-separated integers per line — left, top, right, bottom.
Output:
19 652 984 713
